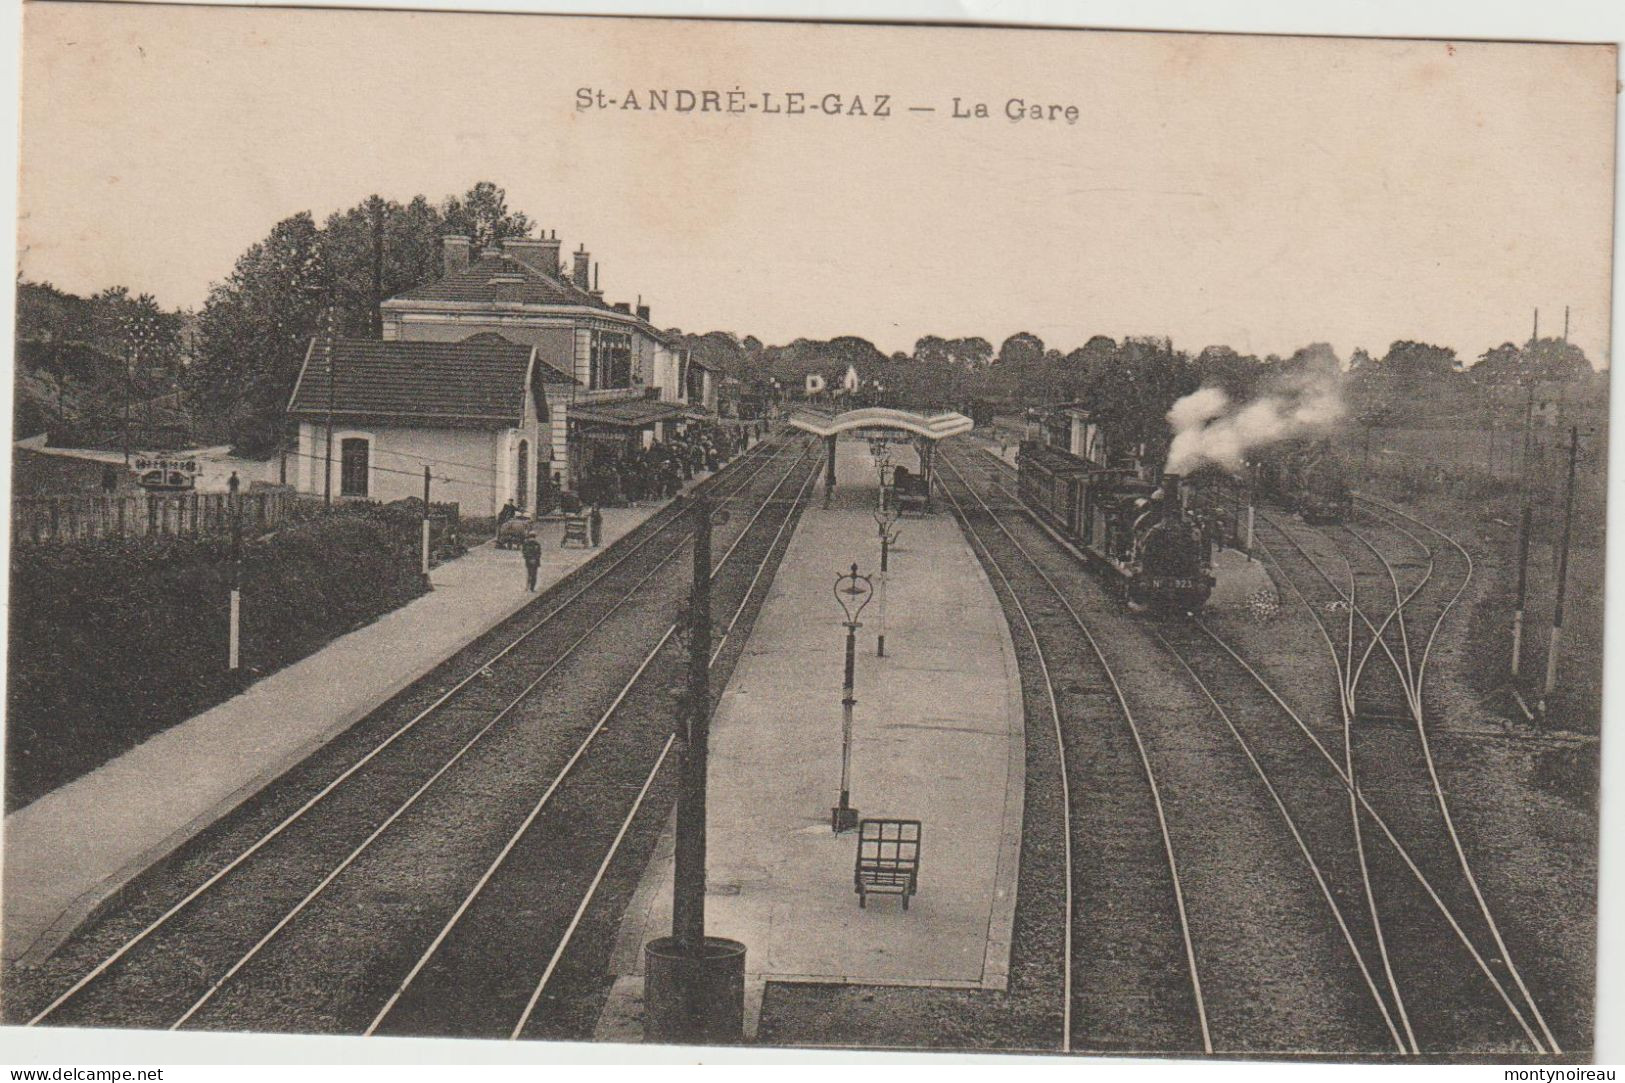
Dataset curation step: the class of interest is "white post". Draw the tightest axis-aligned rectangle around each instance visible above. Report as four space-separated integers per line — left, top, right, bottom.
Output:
228 589 241 671
1511 609 1524 677
421 518 431 577
1245 504 1255 554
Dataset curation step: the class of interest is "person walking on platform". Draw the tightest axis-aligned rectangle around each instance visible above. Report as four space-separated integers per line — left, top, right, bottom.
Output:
520 531 542 591
589 504 603 547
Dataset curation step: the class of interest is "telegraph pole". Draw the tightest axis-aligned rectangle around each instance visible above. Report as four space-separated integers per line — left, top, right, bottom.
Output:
228 471 242 678
370 196 386 339
421 466 433 589
643 492 746 1045
1512 382 1535 677
1540 426 1579 716
673 493 712 952
323 302 336 506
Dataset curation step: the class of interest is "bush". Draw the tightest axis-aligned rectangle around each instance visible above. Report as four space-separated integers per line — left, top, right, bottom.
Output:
6 509 425 810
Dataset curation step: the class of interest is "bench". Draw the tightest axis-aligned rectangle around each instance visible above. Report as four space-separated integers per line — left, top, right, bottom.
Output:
854 818 921 909
560 516 591 548
896 484 930 517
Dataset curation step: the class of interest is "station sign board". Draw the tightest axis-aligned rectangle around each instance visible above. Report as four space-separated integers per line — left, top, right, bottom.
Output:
132 455 201 491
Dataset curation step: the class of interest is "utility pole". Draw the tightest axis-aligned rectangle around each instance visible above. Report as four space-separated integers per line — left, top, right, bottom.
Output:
123 333 134 465
1512 383 1535 677
228 471 242 678
641 492 747 1045
1540 426 1579 716
421 466 433 589
371 196 386 339
672 493 712 952
323 301 336 506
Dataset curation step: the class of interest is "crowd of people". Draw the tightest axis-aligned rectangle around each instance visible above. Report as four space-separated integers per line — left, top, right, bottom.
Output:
567 421 765 509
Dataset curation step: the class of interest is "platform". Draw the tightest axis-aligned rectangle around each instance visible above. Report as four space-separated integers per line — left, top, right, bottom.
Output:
598 437 1024 1040
2 494 691 967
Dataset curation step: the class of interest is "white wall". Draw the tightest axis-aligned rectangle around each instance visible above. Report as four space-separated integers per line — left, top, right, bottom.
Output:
296 421 507 517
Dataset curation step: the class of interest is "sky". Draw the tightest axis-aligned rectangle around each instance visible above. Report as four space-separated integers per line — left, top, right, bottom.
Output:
17 5 1619 368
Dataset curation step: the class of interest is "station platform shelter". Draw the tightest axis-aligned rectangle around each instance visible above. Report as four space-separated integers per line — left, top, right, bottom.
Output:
788 407 975 503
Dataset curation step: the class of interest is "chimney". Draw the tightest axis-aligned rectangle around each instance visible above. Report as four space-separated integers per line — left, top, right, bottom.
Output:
443 235 472 277
612 302 632 314
590 262 603 301
636 303 651 323
572 245 590 289
487 272 526 304
503 230 561 276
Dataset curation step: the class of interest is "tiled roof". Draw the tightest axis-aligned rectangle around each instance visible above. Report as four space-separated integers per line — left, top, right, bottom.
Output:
287 339 541 425
389 253 610 310
568 399 692 428
459 331 575 382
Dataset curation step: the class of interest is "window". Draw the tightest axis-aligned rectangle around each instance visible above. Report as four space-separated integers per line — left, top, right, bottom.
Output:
516 439 529 510
340 438 369 498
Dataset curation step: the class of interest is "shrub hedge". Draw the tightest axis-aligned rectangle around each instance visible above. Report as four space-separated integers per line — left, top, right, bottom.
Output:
6 507 426 810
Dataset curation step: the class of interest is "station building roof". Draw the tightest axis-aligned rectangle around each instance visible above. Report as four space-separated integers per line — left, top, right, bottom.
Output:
390 252 609 311
287 338 563 428
568 399 695 429
788 407 975 441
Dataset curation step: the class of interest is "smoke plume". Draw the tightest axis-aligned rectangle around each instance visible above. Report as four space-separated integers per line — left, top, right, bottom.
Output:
1164 370 1344 474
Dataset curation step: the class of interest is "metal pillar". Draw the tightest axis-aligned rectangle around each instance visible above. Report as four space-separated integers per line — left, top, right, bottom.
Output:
823 435 837 508
831 563 871 833
877 533 888 658
834 618 859 832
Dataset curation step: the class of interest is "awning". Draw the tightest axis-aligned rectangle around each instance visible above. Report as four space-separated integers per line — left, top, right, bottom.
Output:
568 400 691 429
789 407 975 441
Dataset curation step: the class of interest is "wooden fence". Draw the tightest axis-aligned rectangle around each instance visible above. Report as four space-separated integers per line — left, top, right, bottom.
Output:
12 490 316 544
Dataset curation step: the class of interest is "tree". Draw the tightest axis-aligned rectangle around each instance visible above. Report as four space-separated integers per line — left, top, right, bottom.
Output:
320 195 447 337
186 212 329 455
185 182 539 455
1284 342 1341 378
1076 336 1197 465
441 181 534 256
1378 340 1458 380
1193 344 1263 401
996 332 1045 369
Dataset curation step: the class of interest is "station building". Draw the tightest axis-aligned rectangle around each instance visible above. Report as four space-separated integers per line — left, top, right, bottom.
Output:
287 232 717 515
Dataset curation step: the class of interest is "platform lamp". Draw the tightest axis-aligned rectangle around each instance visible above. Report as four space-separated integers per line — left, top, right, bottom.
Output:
872 501 900 658
832 563 873 833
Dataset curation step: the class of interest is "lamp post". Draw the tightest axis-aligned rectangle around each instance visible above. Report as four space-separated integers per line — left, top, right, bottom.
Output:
832 563 873 833
871 442 900 658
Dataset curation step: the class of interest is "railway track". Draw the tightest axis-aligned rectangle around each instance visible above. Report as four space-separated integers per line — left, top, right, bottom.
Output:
936 447 1207 1055
1252 502 1558 1053
16 432 819 1037
945 442 1550 1055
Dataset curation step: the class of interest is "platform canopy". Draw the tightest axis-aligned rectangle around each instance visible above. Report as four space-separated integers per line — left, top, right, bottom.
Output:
787 407 974 441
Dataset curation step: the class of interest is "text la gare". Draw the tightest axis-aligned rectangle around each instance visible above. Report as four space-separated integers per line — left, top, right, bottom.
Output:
956 97 1081 124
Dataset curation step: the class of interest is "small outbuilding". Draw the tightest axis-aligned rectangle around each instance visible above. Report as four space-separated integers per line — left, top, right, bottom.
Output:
287 337 564 516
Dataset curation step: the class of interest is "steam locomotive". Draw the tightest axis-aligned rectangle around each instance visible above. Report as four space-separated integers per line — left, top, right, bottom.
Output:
1017 438 1215 612
1251 438 1352 525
